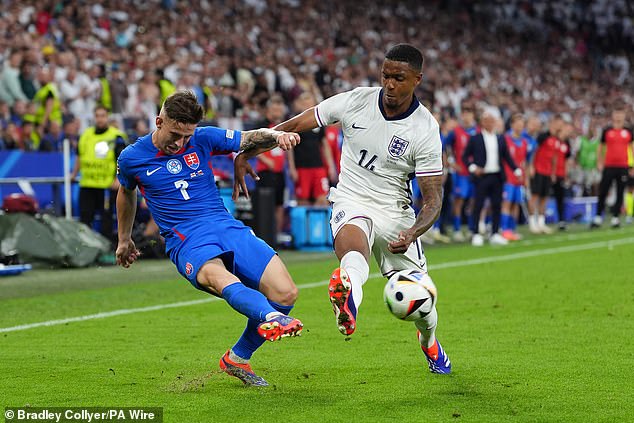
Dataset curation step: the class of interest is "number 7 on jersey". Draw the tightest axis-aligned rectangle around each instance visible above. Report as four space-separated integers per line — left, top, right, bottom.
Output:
175 180 190 200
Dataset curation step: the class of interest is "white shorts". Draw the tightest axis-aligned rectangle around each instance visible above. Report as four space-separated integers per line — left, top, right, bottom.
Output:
330 198 428 277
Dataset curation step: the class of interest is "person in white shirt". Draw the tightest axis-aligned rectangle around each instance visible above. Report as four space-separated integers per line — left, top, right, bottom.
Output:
462 110 521 246
233 44 451 374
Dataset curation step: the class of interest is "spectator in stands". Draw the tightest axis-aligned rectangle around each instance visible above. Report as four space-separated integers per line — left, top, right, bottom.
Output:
39 120 65 152
463 110 520 246
287 92 336 206
1 122 20 150
33 67 63 131
592 105 634 228
0 50 28 107
18 60 36 101
71 105 127 243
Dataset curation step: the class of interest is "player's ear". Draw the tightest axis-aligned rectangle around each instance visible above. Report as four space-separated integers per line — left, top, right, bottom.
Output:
155 116 162 129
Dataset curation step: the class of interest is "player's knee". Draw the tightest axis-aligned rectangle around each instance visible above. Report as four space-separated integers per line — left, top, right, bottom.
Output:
274 283 298 306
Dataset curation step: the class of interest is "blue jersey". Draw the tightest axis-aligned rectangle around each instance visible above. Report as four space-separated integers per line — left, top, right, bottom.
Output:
117 126 241 243
521 130 538 162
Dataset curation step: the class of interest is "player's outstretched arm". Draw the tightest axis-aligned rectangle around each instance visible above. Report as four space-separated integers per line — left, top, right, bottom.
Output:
388 175 443 254
232 128 300 199
274 107 319 133
115 185 140 268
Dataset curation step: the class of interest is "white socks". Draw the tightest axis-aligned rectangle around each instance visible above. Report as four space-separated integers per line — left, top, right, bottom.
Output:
340 251 369 310
415 306 438 348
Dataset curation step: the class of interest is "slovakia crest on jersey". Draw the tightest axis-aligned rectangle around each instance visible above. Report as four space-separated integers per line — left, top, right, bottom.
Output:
184 152 200 170
388 135 409 158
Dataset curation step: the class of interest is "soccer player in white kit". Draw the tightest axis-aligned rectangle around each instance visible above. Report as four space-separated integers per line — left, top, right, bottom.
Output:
234 44 451 374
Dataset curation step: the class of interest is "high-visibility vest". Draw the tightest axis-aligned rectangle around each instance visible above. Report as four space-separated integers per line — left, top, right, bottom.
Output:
159 79 176 105
78 126 126 188
34 83 62 126
99 77 112 111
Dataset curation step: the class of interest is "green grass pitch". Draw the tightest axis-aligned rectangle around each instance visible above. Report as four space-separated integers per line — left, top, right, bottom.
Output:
2 225 633 422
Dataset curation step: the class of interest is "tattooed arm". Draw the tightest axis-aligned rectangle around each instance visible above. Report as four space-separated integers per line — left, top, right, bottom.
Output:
388 175 443 254
239 128 299 156
232 128 300 199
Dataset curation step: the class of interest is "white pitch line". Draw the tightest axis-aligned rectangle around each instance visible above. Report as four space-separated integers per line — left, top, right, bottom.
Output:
1 236 633 334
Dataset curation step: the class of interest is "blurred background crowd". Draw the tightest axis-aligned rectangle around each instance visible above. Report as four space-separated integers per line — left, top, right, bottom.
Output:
0 0 632 247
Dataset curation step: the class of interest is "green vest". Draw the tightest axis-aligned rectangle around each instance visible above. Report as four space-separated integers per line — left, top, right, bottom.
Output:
159 79 176 105
34 83 63 126
202 86 215 120
78 126 126 189
577 136 599 170
99 77 112 111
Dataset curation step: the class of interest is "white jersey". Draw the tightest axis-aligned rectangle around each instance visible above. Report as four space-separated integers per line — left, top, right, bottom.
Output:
315 87 443 216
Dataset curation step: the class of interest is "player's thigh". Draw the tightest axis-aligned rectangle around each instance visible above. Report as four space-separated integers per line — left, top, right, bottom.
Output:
330 201 373 260
333 221 372 260
197 258 242 296
372 214 427 277
229 226 278 289
258 255 298 306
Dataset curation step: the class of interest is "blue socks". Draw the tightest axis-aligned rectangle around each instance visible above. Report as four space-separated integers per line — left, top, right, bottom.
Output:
232 300 294 360
221 282 277 322
453 215 461 232
501 213 510 231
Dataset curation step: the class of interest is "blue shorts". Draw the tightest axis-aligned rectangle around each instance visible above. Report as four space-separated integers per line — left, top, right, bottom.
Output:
166 217 276 292
453 174 474 199
502 183 525 204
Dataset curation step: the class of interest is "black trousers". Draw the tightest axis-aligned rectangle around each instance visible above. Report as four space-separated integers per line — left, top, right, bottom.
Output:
438 173 453 234
79 187 116 240
552 178 566 223
471 173 503 234
597 167 628 217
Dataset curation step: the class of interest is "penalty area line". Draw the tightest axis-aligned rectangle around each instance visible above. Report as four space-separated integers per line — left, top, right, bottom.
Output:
1 237 633 334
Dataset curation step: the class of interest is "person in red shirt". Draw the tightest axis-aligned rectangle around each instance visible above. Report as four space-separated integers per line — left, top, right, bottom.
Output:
529 115 564 234
255 95 288 235
446 106 479 242
324 124 342 176
552 123 574 231
287 92 337 206
592 106 634 228
501 114 529 240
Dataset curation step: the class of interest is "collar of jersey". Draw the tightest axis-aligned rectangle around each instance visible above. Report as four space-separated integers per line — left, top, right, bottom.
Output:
378 89 420 121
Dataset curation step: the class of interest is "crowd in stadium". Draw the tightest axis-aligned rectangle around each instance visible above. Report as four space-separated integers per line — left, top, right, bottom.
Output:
1 0 632 243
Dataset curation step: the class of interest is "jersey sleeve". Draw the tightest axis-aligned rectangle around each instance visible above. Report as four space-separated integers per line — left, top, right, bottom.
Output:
116 147 137 190
194 126 242 154
314 91 353 127
414 119 444 177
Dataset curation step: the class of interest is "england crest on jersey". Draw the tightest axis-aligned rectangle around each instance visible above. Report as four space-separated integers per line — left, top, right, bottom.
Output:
388 135 409 158
184 152 200 170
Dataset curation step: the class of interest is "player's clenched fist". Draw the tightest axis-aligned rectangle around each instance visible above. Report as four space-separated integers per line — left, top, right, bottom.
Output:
275 132 300 150
116 239 141 268
387 230 416 254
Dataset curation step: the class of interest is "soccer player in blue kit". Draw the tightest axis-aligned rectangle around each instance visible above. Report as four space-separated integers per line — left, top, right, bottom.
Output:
115 91 303 387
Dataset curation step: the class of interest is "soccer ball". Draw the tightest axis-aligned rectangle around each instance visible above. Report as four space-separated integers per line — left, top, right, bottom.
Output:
383 269 437 321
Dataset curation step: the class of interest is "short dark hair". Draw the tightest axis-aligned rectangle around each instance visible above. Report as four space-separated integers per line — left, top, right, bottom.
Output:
385 43 424 71
94 105 109 114
162 90 203 124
